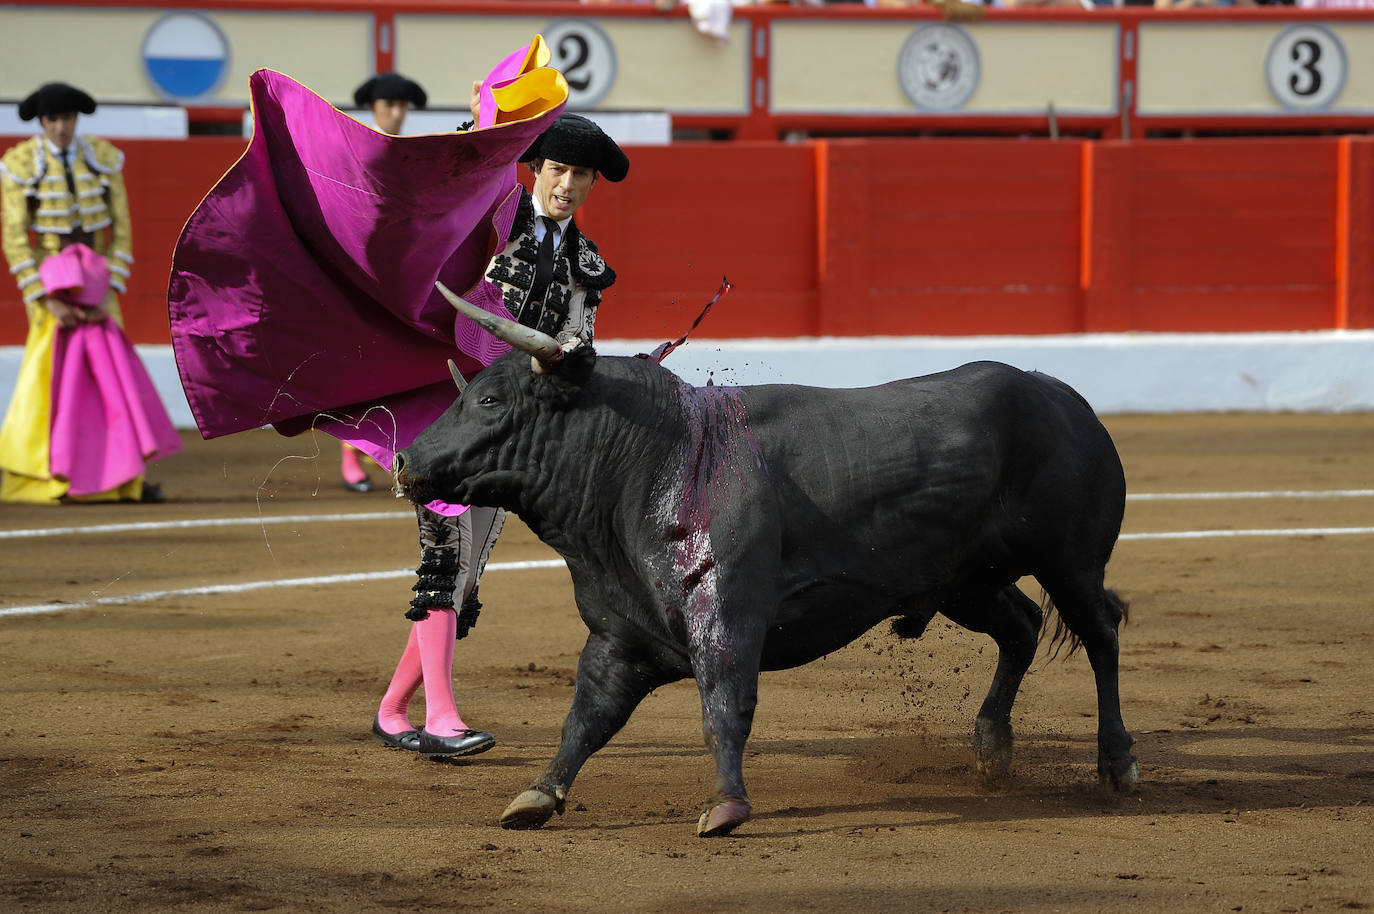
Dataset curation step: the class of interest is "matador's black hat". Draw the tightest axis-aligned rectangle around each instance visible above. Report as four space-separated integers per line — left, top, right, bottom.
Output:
353 72 427 109
19 83 97 121
520 114 629 183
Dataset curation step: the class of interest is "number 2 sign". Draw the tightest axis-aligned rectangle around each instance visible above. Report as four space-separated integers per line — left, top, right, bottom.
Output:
544 19 617 109
1265 25 1347 111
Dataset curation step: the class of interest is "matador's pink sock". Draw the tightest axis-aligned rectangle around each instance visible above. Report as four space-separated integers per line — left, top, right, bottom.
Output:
376 624 422 734
414 607 469 736
341 444 367 484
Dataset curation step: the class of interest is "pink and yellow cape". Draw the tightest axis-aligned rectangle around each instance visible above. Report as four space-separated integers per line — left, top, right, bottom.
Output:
168 38 568 496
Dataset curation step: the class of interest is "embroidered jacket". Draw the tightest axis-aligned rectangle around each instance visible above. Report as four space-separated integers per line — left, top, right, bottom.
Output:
0 134 133 314
484 188 615 343
407 190 617 631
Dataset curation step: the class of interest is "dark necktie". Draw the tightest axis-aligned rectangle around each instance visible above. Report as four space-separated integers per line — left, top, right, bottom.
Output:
528 216 558 306
61 146 75 196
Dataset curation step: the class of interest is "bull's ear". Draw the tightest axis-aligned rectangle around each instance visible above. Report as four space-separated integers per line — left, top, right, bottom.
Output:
534 344 596 408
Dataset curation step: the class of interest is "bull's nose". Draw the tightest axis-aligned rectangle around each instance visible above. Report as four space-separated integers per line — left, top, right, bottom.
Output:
392 451 406 477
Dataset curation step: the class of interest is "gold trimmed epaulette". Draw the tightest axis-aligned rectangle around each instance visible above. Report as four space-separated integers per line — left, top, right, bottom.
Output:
81 136 125 175
0 137 44 190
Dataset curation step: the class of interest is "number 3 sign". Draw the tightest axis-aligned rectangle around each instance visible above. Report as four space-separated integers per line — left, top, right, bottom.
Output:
544 19 617 109
1265 25 1347 111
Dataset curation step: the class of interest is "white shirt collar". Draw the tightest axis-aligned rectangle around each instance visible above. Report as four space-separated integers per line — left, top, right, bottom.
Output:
531 196 572 244
44 136 76 157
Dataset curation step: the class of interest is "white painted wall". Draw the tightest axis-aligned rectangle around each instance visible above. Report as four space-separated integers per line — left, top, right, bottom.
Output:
0 106 188 140
5 330 1373 431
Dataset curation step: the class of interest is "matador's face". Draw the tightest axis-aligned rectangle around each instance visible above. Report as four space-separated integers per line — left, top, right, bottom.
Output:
40 113 77 151
533 159 596 223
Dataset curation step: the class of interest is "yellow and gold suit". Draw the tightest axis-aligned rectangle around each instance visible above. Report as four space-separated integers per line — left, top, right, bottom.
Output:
0 133 141 503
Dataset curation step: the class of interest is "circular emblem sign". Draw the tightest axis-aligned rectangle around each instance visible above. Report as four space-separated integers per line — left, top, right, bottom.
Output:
1265 25 1346 111
544 19 617 109
898 24 980 112
142 12 230 102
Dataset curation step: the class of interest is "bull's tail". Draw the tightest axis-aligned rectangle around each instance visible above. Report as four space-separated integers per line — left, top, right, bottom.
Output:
1039 587 1130 661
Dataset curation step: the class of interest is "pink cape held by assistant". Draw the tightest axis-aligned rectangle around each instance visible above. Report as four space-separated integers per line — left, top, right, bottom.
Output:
166 38 568 513
49 319 184 497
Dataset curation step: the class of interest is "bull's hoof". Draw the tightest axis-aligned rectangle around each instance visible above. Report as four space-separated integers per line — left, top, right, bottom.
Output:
500 789 560 830
1098 755 1141 794
696 797 751 838
973 717 1013 786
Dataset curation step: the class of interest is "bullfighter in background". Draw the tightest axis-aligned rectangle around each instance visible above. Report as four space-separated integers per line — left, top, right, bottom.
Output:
0 81 179 504
338 69 431 494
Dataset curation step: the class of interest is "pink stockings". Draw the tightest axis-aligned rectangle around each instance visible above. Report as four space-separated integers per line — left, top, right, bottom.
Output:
340 444 368 485
375 608 470 737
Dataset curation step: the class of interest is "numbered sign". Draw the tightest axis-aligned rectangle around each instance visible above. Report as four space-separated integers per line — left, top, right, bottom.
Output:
544 19 617 109
897 24 981 112
1265 25 1347 111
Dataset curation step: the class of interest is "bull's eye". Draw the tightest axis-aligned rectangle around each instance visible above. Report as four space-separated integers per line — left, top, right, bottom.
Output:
478 395 499 407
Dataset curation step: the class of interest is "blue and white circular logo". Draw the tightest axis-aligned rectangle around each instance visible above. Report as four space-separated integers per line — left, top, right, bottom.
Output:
142 12 230 102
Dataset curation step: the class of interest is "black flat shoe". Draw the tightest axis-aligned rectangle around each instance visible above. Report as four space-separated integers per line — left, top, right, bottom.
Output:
138 482 166 503
418 728 495 759
343 478 374 493
371 716 420 752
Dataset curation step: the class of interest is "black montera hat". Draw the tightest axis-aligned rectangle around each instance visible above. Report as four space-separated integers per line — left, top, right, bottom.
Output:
520 114 629 183
18 83 97 121
353 72 427 109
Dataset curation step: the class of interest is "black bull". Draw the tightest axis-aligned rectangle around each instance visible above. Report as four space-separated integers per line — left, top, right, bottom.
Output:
395 345 1138 837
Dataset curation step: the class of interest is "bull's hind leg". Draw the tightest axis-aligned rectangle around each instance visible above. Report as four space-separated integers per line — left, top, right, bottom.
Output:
500 632 673 830
939 584 1042 786
1040 576 1139 792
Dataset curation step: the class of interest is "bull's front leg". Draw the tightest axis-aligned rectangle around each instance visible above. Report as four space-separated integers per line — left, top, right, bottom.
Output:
500 631 668 830
684 589 768 838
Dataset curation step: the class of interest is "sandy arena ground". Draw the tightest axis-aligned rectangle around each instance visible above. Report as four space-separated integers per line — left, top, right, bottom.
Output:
1 412 1371 913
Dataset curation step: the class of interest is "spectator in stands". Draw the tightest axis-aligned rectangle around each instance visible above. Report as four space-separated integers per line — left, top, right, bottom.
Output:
1150 0 1295 6
0 82 179 504
338 71 430 493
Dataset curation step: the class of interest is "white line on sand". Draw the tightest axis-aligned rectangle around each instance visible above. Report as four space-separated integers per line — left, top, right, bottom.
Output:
5 523 1374 618
0 559 566 618
3 489 1372 542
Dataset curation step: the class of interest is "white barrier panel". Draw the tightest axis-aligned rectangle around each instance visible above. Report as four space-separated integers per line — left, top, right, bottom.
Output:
5 332 1374 430
0 106 188 140
599 331 1374 409
600 331 1374 414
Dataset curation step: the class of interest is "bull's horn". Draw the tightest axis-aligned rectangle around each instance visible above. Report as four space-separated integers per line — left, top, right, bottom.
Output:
435 281 563 373
447 358 467 393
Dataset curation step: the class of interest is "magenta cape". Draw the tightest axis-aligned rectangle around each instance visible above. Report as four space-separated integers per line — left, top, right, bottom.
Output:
168 67 564 473
51 321 183 496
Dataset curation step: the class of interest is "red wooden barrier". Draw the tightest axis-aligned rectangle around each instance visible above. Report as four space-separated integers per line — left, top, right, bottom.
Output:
1337 136 1374 331
4 135 1374 346
1084 138 1341 333
583 142 819 340
814 139 1083 337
